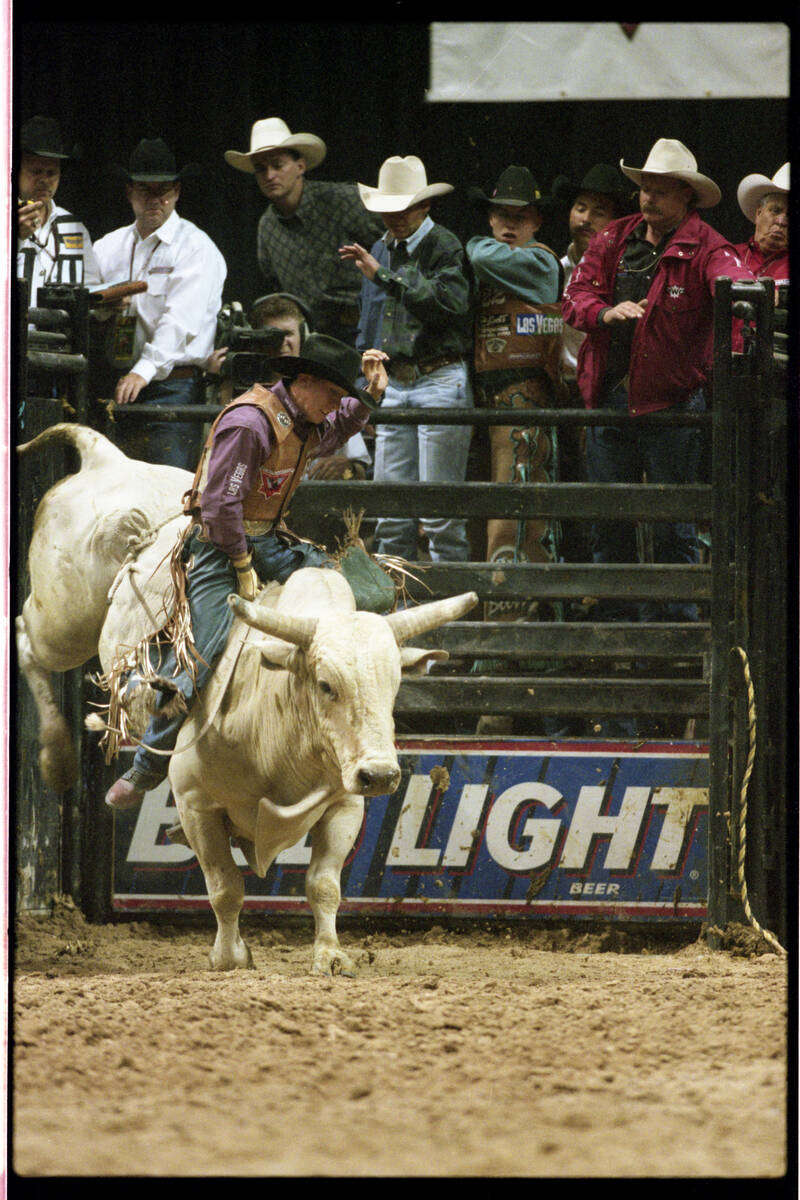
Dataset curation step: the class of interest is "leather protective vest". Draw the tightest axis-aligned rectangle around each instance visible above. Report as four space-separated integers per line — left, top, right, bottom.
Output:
184 383 317 528
473 243 565 389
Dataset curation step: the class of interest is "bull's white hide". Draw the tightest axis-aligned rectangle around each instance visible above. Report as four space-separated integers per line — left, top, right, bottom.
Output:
17 423 478 975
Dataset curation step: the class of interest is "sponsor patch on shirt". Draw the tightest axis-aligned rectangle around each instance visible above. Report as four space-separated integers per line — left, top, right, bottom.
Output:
61 234 83 250
257 467 293 499
225 462 248 497
515 313 564 335
148 266 173 274
667 285 686 299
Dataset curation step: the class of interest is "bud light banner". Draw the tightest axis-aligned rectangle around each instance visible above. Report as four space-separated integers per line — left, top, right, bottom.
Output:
111 739 709 921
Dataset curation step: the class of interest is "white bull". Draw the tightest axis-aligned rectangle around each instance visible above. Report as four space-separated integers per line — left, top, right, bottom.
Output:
16 423 478 974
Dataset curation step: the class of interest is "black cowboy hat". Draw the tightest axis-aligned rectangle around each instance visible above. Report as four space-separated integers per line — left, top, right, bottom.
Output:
551 163 635 213
20 116 80 160
267 333 380 411
110 138 201 183
469 165 552 210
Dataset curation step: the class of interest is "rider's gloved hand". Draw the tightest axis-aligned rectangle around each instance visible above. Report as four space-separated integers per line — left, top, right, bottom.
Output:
231 552 259 601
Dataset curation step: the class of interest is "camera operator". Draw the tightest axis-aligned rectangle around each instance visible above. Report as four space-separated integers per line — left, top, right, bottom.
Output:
206 291 310 405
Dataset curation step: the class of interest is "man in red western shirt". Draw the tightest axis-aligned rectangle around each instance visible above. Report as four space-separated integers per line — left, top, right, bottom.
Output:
562 138 756 623
734 163 789 290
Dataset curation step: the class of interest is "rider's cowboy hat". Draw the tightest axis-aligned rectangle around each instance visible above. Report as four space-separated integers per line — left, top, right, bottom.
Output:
469 165 552 211
551 163 634 213
110 138 201 183
224 118 327 173
267 333 380 411
619 138 721 209
737 163 790 222
20 116 80 160
358 156 452 213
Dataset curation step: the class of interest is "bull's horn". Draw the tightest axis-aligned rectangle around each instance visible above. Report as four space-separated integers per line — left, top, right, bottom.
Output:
228 593 317 649
384 592 478 644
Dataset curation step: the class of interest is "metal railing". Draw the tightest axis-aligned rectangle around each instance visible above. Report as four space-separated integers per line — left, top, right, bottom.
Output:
15 279 787 942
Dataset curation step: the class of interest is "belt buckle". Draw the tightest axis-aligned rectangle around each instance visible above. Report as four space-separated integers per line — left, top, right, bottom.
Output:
392 362 417 386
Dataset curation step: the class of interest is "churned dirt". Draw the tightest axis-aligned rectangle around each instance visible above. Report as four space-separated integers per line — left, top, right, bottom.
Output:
11 895 789 1179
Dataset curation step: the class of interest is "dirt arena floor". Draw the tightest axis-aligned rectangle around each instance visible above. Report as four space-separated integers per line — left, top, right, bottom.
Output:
12 895 789 1179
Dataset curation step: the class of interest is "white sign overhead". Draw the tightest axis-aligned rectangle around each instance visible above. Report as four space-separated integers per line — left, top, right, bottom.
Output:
428 23 790 101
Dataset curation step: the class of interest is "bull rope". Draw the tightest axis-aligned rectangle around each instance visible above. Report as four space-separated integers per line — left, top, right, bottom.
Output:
731 645 786 956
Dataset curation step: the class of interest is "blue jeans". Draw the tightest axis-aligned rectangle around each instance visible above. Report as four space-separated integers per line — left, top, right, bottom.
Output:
126 530 335 787
585 384 705 623
373 361 473 562
116 375 204 471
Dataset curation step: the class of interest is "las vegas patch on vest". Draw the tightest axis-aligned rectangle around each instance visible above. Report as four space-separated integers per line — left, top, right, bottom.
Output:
112 739 709 920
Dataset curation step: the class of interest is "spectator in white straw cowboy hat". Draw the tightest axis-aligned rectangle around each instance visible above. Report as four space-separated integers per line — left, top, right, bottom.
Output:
225 117 383 345
562 137 756 735
734 162 789 292
339 154 474 565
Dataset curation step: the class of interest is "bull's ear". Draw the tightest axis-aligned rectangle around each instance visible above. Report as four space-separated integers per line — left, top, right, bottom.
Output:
248 637 302 673
399 647 449 675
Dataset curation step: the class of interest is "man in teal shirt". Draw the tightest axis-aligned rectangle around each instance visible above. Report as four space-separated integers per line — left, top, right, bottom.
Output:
467 164 564 585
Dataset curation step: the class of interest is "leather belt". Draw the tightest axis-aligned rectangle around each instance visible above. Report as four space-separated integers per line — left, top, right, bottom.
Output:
390 355 463 386
166 365 200 380
243 519 274 536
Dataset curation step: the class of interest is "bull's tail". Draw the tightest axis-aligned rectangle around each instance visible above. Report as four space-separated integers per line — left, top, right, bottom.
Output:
16 422 128 471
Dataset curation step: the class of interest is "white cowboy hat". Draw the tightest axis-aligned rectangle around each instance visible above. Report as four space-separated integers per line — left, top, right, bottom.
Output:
224 117 327 173
737 162 790 222
357 156 453 212
619 138 721 209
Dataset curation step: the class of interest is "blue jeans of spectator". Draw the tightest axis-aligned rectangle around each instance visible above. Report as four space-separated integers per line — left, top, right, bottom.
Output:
373 361 473 562
117 374 204 472
585 383 705 623
126 529 335 788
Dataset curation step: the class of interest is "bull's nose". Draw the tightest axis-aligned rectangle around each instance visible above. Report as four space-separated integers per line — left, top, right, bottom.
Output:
357 765 401 796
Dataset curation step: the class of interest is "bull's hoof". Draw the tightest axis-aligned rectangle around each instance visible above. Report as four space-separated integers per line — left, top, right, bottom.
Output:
209 939 254 971
312 949 357 978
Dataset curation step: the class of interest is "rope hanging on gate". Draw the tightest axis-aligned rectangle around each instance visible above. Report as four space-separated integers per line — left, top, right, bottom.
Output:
731 645 786 957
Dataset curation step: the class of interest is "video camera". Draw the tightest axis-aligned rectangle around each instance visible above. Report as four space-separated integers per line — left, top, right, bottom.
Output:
214 302 286 390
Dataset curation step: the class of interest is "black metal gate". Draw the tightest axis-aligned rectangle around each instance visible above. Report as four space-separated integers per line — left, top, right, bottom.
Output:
14 279 788 943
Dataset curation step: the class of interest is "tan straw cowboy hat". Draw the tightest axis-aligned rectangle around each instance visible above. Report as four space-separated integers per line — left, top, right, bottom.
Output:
224 117 327 173
737 162 790 222
619 138 721 209
358 156 453 212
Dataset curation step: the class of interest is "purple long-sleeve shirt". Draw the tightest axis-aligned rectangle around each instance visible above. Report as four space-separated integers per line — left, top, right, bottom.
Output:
200 380 370 558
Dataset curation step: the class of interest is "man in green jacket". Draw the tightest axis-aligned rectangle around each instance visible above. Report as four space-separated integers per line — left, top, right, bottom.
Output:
339 155 474 563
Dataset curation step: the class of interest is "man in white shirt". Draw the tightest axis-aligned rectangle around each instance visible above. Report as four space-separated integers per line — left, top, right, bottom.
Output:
93 138 227 470
16 116 101 309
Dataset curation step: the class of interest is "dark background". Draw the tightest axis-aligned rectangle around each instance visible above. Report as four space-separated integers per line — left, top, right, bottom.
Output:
14 21 790 312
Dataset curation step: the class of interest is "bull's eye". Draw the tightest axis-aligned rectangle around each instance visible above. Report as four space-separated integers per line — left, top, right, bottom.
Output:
318 679 336 699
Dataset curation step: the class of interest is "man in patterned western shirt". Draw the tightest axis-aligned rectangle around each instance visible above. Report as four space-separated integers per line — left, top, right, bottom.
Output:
225 118 383 345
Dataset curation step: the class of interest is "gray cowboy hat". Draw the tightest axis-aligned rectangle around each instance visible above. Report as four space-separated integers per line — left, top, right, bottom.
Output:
469 165 552 210
267 333 380 411
20 116 80 160
110 138 201 183
551 163 634 213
